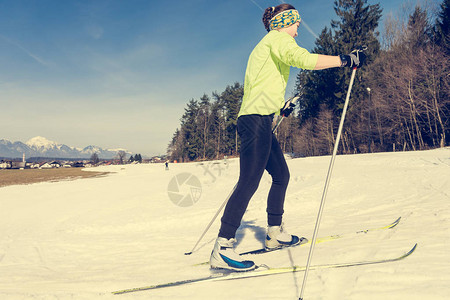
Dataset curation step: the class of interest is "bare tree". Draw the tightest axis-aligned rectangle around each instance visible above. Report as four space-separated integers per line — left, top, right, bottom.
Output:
90 153 100 165
117 150 127 165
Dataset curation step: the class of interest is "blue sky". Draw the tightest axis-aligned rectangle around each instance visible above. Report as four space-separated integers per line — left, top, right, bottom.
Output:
0 0 433 156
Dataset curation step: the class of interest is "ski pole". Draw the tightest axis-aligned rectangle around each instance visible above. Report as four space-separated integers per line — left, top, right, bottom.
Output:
184 184 236 255
273 93 301 132
298 67 358 300
185 93 301 256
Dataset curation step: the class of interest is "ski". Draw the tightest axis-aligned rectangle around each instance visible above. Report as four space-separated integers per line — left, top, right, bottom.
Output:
193 217 401 266
242 217 401 255
240 236 309 255
112 243 417 295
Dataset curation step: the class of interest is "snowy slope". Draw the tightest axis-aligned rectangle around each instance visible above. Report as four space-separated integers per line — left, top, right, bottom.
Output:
0 148 449 300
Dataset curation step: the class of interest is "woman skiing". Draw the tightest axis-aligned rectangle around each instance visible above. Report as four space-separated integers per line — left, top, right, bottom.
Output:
210 3 365 271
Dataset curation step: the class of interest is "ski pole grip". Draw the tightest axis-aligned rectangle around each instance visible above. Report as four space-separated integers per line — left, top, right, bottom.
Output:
290 94 301 105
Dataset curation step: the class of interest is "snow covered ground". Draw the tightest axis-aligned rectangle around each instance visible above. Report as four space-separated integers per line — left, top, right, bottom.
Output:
0 148 449 300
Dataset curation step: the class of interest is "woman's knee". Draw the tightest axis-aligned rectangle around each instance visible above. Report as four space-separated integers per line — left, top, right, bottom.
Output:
280 167 290 186
271 166 290 187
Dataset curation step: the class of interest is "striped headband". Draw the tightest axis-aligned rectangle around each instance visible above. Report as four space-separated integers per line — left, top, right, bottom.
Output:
269 9 301 31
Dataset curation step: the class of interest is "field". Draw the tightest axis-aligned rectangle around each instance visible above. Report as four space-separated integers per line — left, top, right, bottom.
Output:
0 168 110 188
0 148 449 299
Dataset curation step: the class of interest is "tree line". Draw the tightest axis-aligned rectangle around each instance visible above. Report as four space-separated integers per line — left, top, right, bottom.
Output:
167 83 242 161
89 151 143 164
168 0 449 162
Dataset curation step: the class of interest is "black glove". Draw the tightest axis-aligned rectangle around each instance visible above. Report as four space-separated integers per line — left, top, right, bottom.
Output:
280 99 296 117
340 46 367 68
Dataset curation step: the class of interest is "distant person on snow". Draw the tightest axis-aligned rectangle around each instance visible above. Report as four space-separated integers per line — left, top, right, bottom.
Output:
210 3 366 271
165 161 169 170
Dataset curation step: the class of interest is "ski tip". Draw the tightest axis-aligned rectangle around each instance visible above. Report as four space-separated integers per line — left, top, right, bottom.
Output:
385 216 402 229
399 243 418 260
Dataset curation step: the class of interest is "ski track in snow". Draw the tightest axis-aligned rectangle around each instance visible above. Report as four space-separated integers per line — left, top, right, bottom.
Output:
0 148 449 299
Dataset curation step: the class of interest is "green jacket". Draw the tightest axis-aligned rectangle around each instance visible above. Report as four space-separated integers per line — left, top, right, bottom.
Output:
239 30 318 117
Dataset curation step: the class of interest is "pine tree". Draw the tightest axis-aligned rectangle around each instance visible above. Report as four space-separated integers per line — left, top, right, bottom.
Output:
332 0 382 113
435 0 450 55
209 93 227 159
296 27 339 122
406 6 431 49
167 128 184 162
198 94 212 159
295 0 382 155
219 82 243 155
181 99 201 161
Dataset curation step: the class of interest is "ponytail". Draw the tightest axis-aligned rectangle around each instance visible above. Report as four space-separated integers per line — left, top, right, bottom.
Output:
262 7 275 32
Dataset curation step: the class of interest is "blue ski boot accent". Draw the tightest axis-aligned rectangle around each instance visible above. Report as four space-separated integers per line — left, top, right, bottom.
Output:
265 223 303 250
210 237 256 271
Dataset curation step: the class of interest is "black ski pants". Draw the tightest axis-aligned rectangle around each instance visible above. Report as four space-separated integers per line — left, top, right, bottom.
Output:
219 114 290 239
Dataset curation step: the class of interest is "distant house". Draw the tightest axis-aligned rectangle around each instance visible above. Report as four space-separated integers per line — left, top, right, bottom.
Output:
49 161 62 168
72 162 84 168
151 156 165 163
11 161 26 169
38 161 62 169
30 163 41 169
0 161 12 169
0 160 25 169
40 162 53 169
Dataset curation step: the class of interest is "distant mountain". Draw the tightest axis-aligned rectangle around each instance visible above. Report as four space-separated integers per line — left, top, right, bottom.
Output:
0 136 129 159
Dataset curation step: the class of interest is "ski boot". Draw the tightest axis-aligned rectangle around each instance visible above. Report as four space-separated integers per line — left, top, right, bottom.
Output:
265 223 304 250
210 237 256 271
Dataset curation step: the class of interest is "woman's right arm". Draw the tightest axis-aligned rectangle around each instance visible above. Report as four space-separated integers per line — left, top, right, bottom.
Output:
314 55 342 70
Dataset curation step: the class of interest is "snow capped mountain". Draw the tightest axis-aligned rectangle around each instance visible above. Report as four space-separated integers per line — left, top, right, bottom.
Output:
24 136 80 158
81 145 104 154
26 136 58 150
0 140 32 158
80 145 124 158
0 137 129 159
